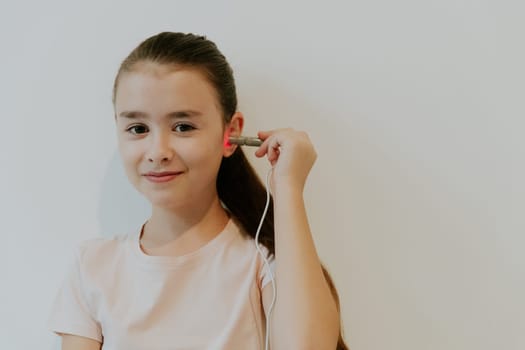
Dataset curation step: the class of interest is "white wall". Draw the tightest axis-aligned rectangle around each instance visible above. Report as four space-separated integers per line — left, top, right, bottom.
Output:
1 1 524 349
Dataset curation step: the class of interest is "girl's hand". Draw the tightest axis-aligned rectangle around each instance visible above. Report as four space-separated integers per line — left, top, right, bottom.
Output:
254 128 317 193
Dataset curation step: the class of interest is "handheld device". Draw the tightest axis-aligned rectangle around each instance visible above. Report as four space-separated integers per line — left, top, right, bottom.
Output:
228 136 263 147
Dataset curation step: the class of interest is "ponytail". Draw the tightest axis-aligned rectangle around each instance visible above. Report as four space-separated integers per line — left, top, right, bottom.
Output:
217 147 275 255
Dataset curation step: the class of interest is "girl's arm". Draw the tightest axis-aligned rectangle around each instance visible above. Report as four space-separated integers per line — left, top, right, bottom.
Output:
256 129 340 350
61 334 102 350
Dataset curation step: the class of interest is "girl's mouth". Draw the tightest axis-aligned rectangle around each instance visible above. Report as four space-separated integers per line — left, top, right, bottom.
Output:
144 171 182 183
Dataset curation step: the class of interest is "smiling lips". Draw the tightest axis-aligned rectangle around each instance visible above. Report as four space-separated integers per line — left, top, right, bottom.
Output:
144 171 183 183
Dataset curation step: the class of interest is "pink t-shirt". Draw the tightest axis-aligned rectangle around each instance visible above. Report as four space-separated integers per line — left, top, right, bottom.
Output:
48 219 275 350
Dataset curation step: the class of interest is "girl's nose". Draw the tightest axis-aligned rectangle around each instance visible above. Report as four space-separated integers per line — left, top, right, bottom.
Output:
147 132 174 164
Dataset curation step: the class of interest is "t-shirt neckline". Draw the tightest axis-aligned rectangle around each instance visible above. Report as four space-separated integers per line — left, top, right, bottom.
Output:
130 218 237 268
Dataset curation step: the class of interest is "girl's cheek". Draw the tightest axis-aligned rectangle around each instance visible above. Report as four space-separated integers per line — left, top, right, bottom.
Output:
119 148 142 168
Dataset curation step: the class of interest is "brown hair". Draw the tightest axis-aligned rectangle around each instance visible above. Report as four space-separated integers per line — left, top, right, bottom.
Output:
113 32 349 350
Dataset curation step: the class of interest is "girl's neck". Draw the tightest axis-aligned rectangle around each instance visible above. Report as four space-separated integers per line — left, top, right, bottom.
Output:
140 196 230 256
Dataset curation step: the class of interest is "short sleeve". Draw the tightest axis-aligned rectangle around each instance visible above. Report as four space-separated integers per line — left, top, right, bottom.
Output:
258 249 276 289
48 244 102 342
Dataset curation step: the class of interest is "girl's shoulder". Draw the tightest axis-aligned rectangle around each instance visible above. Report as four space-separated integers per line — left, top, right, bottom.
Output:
72 230 137 269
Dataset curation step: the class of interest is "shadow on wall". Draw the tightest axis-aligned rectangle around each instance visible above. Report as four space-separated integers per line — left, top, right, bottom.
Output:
97 151 150 238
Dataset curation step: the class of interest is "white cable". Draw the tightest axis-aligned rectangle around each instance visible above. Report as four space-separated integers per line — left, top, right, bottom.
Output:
254 168 276 350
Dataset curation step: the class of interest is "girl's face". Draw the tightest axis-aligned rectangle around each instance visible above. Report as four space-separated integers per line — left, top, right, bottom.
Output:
114 63 240 209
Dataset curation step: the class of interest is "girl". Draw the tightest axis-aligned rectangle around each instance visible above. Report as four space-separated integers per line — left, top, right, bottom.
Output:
49 32 349 350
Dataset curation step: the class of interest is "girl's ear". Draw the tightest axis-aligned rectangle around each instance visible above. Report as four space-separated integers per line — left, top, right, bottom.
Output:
223 112 244 157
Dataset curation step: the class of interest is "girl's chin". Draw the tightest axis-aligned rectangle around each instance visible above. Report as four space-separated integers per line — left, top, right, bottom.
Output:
150 199 182 209
141 192 182 209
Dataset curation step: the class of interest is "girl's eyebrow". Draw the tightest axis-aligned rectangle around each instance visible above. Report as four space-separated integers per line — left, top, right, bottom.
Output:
118 110 202 119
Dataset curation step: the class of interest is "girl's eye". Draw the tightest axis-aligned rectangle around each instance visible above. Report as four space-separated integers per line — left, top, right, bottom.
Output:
127 125 148 135
173 123 196 132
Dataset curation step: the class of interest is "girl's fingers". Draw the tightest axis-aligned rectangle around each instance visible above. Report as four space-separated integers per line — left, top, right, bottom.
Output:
267 144 280 165
253 128 316 189
254 130 278 158
254 139 269 158
257 130 274 140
